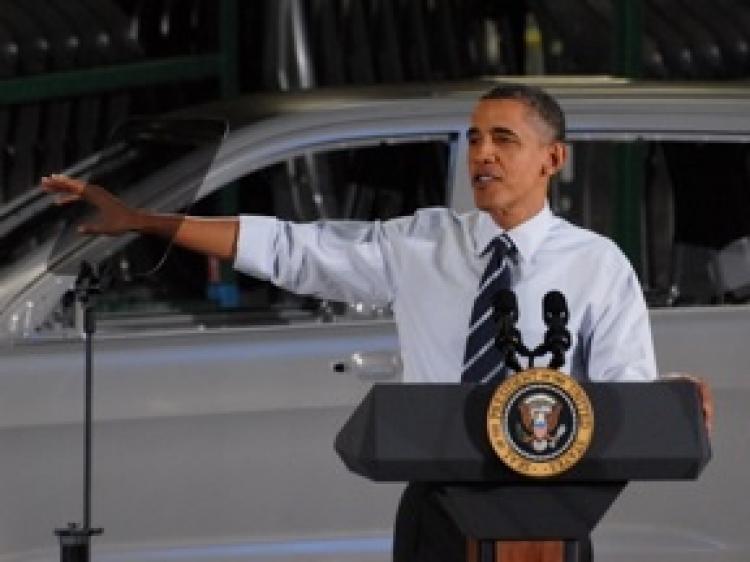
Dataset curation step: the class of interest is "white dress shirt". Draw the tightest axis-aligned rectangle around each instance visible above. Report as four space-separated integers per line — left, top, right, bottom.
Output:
234 204 657 383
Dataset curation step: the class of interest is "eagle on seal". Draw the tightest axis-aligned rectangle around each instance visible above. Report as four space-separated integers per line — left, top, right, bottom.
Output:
515 393 567 453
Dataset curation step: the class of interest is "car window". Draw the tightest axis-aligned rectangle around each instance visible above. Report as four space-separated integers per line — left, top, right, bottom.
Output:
16 135 750 341
77 136 454 334
551 139 750 307
0 119 227 276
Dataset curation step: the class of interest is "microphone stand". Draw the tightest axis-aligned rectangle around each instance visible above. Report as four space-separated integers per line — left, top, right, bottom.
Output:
538 323 571 370
55 261 103 562
495 319 524 373
485 291 577 561
493 293 572 373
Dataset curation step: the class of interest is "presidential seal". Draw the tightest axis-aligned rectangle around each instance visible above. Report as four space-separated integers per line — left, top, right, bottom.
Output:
486 368 594 478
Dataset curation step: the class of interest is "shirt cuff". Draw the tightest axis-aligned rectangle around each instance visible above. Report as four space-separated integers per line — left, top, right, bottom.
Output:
233 215 279 280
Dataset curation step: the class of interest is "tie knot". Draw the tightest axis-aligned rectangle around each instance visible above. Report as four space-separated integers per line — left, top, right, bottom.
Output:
478 234 515 285
491 234 516 260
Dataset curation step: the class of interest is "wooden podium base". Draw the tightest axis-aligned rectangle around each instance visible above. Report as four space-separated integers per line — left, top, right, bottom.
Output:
467 540 564 562
393 484 594 562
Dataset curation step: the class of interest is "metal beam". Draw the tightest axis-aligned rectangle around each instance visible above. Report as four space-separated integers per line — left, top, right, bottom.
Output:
614 0 644 271
615 0 643 78
217 0 240 296
0 56 222 105
219 0 240 98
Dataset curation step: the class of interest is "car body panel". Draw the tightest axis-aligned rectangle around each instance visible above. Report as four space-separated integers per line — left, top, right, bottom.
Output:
0 80 748 561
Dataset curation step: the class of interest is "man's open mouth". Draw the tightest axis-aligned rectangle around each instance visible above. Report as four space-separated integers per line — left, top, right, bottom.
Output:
473 174 501 184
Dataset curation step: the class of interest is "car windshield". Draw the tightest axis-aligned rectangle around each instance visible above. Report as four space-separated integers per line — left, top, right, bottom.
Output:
0 118 227 276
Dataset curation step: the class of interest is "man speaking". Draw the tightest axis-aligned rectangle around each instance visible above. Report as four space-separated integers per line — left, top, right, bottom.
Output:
42 82 712 560
42 83 657 383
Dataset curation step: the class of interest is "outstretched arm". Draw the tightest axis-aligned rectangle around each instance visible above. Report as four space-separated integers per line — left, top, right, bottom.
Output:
41 174 239 261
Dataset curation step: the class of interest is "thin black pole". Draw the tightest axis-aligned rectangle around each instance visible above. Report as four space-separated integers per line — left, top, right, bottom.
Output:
83 304 94 530
56 262 102 562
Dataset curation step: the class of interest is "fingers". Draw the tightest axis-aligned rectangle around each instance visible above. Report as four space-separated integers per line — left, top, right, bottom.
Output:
697 379 715 435
41 174 87 194
662 372 714 436
41 175 113 210
39 174 131 236
41 174 87 203
56 193 80 205
77 222 110 235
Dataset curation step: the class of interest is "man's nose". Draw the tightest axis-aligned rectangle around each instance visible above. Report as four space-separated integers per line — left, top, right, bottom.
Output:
472 137 496 162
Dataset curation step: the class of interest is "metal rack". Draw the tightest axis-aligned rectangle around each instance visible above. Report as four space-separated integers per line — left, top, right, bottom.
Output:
0 0 238 104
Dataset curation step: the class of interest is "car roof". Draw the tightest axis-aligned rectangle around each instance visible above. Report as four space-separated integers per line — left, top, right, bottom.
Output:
3 76 750 241
3 77 750 330
166 77 750 130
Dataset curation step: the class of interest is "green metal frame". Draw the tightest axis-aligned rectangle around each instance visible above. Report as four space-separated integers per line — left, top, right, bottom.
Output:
217 0 240 287
615 0 643 78
0 0 238 105
0 56 222 105
614 0 644 272
219 0 240 98
0 0 240 295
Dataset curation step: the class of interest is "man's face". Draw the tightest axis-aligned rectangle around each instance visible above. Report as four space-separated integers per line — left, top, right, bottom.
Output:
467 98 564 227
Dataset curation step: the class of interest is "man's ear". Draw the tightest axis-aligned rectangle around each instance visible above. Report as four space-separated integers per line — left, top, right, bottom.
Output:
543 142 568 177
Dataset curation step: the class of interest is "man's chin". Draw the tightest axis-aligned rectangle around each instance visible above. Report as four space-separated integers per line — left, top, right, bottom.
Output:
472 191 506 213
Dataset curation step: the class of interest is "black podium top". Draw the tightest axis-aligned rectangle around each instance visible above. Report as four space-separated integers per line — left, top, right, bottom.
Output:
335 381 710 483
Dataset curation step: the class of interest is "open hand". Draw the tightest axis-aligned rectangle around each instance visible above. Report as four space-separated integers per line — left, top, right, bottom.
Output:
40 174 141 236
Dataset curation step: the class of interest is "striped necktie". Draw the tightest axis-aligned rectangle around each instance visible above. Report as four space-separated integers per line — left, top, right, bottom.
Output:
461 234 516 383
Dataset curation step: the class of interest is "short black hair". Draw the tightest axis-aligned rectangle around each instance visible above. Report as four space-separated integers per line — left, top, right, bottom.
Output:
481 83 565 141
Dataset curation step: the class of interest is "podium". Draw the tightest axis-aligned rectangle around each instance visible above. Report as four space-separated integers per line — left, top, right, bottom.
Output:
335 381 711 561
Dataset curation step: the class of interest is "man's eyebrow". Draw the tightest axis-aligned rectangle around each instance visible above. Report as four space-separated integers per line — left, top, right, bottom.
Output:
489 126 520 138
465 126 520 139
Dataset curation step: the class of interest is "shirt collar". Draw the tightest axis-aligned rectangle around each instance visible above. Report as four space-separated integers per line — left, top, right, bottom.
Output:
472 203 556 263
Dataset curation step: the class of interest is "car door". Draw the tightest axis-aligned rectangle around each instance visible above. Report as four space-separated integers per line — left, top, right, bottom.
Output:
458 90 750 562
0 125 458 559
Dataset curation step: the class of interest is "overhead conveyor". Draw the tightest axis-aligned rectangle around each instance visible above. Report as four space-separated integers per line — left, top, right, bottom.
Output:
0 0 238 204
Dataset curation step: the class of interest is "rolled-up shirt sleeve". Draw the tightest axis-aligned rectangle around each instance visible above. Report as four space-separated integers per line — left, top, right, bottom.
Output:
585 258 658 382
233 215 398 306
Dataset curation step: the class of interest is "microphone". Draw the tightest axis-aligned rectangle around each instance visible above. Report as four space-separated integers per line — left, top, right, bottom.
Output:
543 290 569 326
494 288 519 326
494 289 522 373
542 290 571 369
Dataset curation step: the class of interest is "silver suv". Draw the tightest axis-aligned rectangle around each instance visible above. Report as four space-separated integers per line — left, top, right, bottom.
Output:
0 79 748 562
